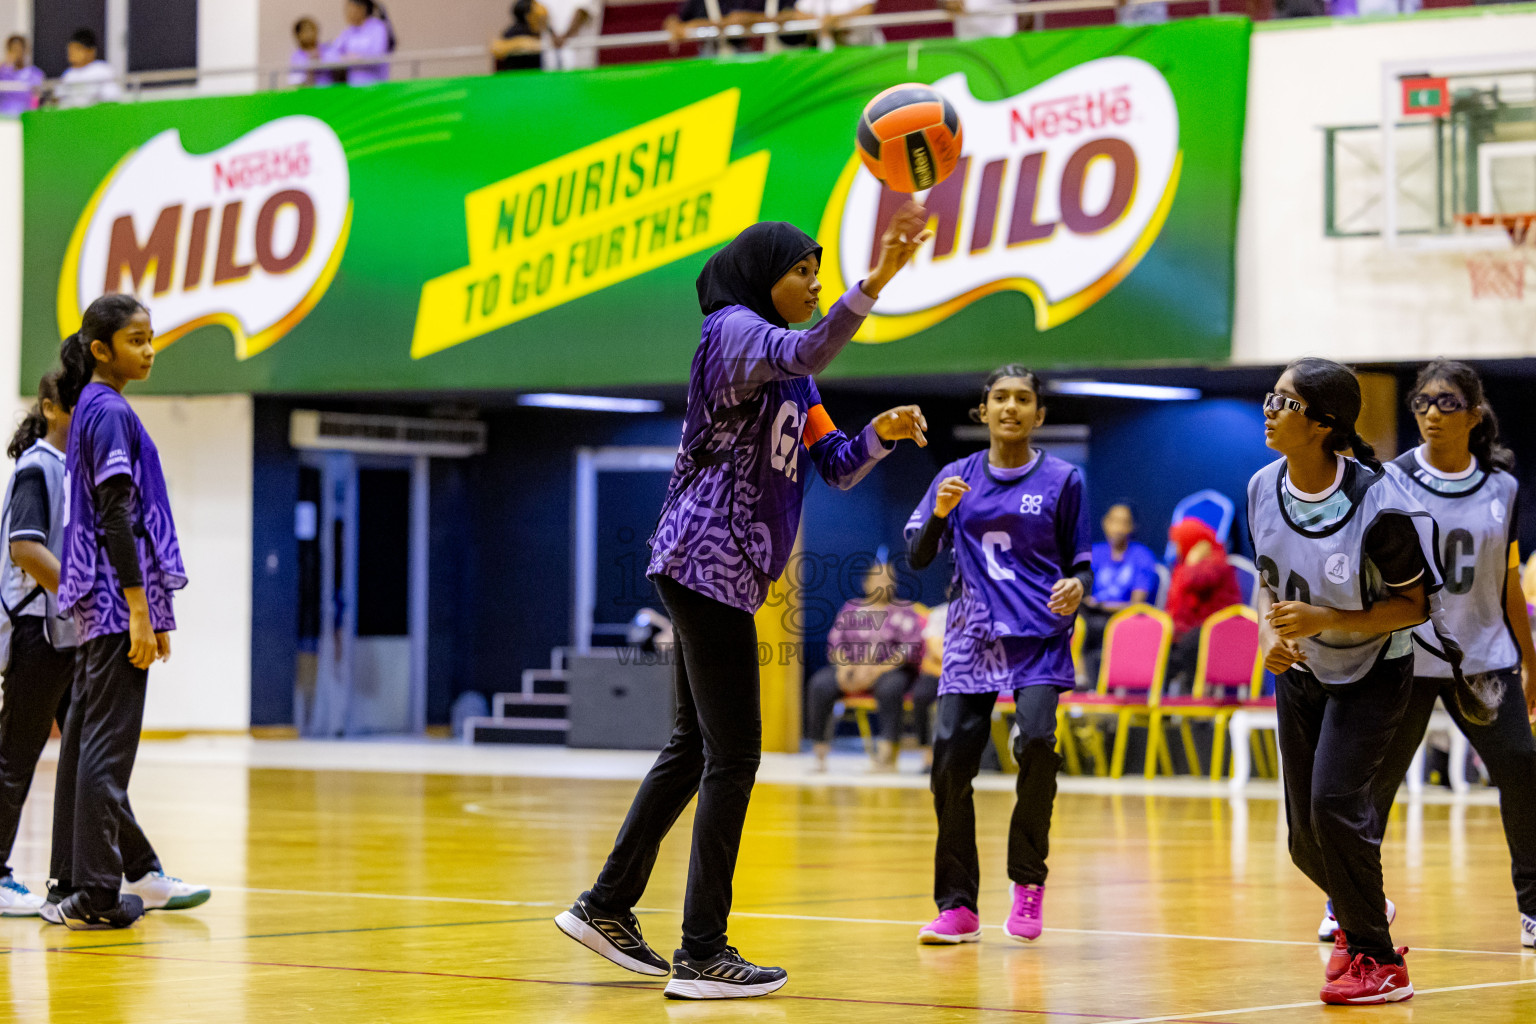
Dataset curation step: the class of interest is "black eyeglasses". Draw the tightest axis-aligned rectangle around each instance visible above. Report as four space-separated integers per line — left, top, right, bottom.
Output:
1263 392 1306 416
1410 392 1469 414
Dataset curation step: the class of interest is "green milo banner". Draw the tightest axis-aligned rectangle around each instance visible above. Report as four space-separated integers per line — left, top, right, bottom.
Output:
20 19 1250 395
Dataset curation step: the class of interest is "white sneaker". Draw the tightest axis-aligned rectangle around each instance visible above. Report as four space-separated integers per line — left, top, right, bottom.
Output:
122 871 211 911
1521 913 1535 949
0 876 45 916
1318 897 1395 941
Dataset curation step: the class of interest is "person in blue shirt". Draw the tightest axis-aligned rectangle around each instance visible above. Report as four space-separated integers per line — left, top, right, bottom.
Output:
1081 503 1159 681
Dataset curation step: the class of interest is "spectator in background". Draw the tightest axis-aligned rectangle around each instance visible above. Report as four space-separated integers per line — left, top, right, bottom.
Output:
1116 0 1168 24
1164 517 1242 693
785 0 882 50
665 0 769 57
289 18 334 87
910 601 946 771
56 29 119 110
493 0 548 71
328 0 395 86
0 35 43 118
938 0 1016 41
805 562 925 773
542 0 604 70
1081 503 1159 682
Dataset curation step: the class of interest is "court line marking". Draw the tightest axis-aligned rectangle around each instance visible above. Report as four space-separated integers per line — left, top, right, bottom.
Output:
21 915 558 952
1109 977 1536 1024
0 944 1248 1022
218 886 1536 959
16 941 1533 1021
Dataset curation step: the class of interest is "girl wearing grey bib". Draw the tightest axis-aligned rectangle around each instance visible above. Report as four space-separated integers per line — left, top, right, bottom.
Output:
1250 359 1482 1006
1373 361 1536 951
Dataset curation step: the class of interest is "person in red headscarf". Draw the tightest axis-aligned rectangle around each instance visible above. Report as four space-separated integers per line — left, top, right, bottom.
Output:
1164 517 1243 693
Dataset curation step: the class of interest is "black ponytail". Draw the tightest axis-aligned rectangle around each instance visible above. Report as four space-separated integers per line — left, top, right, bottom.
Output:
1410 359 1515 473
969 363 1043 423
59 293 147 411
8 370 63 461
1345 432 1382 473
1286 358 1381 472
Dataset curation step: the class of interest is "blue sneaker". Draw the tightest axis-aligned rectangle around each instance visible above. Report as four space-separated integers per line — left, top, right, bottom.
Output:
0 876 44 917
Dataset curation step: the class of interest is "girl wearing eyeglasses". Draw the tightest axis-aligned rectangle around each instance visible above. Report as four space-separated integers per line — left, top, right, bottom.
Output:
1366 360 1535 952
1249 358 1489 1006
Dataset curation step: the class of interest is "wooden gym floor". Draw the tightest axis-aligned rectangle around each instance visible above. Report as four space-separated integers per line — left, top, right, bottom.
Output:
2 741 1533 1023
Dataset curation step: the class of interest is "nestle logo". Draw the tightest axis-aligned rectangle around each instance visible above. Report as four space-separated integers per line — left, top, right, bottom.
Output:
213 141 313 194
1009 86 1132 144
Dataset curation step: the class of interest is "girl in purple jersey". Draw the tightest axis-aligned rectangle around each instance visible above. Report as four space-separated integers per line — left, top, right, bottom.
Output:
906 365 1092 946
50 295 197 930
557 205 932 1000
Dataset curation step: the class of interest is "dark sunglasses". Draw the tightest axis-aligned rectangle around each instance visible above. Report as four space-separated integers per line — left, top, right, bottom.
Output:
1409 392 1469 414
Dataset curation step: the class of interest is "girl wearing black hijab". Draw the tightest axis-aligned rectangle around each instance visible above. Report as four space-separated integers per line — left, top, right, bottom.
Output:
557 204 932 1000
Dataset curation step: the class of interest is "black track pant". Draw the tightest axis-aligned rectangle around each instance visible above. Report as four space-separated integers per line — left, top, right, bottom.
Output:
804 664 917 746
1276 657 1411 963
0 619 157 886
589 575 762 961
1373 668 1536 916
931 686 1062 912
69 631 159 908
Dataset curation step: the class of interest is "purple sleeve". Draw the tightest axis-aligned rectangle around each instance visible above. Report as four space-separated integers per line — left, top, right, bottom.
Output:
800 376 893 491
806 423 892 492
702 284 876 409
86 405 136 487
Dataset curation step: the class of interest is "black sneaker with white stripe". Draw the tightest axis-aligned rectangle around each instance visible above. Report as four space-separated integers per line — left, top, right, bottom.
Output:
554 892 670 976
663 946 788 1000
57 892 144 931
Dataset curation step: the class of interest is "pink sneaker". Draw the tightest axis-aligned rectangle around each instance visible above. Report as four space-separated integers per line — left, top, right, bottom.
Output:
1005 883 1044 941
918 906 981 944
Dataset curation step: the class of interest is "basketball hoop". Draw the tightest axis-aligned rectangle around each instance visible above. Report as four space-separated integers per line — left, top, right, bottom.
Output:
1459 213 1536 301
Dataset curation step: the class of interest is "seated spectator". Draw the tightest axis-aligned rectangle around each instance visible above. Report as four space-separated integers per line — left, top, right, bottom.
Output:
782 0 882 50
938 0 1016 41
626 607 673 653
0 35 43 118
328 0 396 86
665 0 769 57
542 0 604 70
56 29 120 110
909 600 945 771
492 0 548 71
1081 503 1159 682
805 562 924 772
289 17 334 87
1164 517 1242 693
1116 0 1168 24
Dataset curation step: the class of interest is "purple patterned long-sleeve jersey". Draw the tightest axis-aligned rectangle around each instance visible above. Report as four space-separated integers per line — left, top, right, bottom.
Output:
59 384 188 641
647 285 893 614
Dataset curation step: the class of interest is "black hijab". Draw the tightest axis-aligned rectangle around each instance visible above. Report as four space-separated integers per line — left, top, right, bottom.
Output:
696 222 822 329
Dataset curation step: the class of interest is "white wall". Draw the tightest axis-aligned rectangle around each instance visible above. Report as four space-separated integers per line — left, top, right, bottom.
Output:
134 396 255 732
0 119 23 434
199 0 261 93
1233 11 1536 365
0 1 25 37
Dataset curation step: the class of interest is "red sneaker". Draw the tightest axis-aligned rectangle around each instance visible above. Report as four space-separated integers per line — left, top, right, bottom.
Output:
1319 948 1413 1005
1324 931 1351 982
